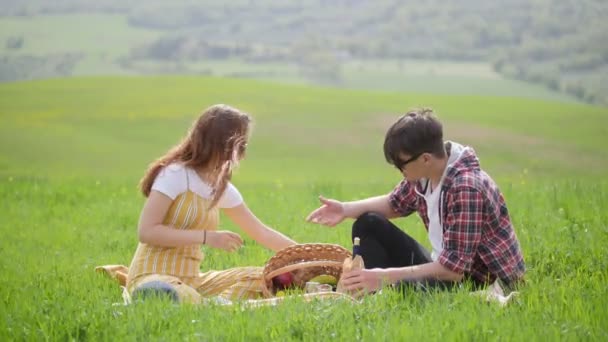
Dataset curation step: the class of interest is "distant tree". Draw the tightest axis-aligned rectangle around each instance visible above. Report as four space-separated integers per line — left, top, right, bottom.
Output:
5 36 24 49
565 82 588 102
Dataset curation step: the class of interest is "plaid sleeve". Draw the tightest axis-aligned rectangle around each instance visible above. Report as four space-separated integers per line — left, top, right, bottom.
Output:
388 179 419 216
437 186 484 274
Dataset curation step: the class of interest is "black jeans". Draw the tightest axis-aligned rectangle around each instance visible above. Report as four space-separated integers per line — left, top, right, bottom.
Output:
351 212 456 291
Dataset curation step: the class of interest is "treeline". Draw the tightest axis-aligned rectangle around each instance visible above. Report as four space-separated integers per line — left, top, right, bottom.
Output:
124 0 608 104
2 0 607 104
0 54 82 81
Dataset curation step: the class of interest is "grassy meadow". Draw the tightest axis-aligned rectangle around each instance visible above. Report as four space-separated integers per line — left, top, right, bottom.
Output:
1 76 607 340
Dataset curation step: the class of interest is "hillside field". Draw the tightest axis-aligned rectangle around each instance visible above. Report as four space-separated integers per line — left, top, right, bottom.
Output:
0 76 607 340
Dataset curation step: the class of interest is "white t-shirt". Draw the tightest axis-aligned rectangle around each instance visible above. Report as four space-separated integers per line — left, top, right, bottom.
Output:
424 178 444 261
151 163 243 208
424 141 466 261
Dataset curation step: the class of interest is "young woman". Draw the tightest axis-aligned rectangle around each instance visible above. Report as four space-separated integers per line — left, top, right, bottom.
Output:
126 104 296 303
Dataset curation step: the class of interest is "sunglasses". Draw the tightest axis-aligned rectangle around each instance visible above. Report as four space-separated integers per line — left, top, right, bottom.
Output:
394 152 423 171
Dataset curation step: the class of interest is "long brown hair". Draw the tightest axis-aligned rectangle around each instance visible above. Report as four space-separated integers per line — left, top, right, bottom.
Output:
140 104 250 208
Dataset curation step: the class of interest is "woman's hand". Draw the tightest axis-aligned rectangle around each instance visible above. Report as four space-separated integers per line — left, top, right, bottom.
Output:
306 195 346 227
222 203 296 252
205 230 243 252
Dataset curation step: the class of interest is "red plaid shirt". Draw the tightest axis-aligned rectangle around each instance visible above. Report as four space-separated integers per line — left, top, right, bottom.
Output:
389 144 525 286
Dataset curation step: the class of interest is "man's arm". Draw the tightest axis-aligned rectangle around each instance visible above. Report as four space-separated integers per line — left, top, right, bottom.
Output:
341 186 485 292
343 194 401 219
307 180 419 227
384 261 464 283
341 261 463 293
436 186 484 276
306 193 401 227
390 186 484 283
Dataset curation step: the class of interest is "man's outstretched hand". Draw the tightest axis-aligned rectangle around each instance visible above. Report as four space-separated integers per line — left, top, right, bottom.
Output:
306 195 346 227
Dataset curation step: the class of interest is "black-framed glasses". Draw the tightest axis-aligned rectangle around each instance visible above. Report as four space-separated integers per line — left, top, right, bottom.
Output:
394 152 423 171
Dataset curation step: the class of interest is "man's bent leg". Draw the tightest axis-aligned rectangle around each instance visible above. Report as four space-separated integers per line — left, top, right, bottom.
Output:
351 212 432 269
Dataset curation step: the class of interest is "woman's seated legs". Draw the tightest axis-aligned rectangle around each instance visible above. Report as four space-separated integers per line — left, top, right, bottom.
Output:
129 274 201 304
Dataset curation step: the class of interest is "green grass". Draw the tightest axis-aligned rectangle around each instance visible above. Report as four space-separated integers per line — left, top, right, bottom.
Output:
1 76 607 340
1 76 606 181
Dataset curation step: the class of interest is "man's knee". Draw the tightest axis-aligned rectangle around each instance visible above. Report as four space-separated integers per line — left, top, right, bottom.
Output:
352 212 388 235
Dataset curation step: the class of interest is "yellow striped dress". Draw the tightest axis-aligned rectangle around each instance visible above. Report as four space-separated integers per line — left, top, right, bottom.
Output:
126 169 267 303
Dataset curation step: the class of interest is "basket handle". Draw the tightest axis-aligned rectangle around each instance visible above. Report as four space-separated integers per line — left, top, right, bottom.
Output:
265 260 344 281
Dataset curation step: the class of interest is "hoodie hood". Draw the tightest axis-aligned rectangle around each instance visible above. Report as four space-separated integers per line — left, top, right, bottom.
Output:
414 141 480 195
441 141 481 188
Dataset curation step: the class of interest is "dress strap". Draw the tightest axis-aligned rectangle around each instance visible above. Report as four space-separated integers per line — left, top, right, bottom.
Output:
185 167 190 191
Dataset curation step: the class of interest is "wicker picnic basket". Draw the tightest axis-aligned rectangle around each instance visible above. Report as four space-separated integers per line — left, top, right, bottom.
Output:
262 243 352 296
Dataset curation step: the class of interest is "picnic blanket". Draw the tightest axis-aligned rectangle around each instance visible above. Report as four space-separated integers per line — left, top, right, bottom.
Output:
95 264 518 307
95 264 356 306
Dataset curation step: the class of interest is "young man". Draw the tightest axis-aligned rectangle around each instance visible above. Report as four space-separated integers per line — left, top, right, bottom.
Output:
306 108 525 293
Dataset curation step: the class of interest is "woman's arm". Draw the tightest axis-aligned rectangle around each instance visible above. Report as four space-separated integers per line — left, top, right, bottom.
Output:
223 202 297 252
138 191 207 247
138 191 243 251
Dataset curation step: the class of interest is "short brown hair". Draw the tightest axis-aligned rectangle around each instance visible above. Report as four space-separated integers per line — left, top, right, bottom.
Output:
383 108 445 167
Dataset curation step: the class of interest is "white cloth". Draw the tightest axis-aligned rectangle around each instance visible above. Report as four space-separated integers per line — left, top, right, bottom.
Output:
151 163 243 208
424 179 444 261
424 141 466 261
